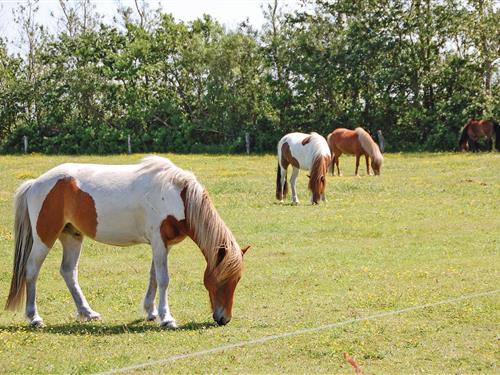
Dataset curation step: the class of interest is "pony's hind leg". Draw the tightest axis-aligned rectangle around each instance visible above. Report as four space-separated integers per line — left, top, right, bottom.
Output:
290 167 300 205
334 152 342 176
151 236 176 328
25 239 50 327
143 260 158 321
355 154 361 176
59 231 100 321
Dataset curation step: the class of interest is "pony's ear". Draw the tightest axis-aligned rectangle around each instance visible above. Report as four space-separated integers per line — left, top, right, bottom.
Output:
216 246 226 266
241 246 250 256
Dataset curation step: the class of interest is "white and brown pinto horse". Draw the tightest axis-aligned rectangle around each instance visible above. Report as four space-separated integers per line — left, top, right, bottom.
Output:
276 132 331 205
5 156 249 328
327 127 383 176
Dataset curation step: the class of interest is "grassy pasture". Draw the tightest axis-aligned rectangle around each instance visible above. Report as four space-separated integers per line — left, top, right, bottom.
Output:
0 152 498 374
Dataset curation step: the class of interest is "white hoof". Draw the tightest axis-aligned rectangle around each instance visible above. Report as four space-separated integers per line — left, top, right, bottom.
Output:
78 310 101 321
30 318 45 328
160 319 177 329
146 312 158 321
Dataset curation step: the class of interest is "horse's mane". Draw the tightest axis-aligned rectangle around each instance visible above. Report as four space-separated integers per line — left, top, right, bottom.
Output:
355 128 383 166
139 156 242 283
307 132 330 193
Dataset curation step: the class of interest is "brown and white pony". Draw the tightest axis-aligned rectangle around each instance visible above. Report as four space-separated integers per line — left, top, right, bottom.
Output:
327 127 383 176
459 119 500 152
276 132 331 205
5 156 249 328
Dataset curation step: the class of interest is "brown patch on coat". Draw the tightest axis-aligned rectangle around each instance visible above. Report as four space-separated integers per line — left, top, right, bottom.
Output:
160 216 189 246
159 187 194 248
36 177 97 247
301 136 312 145
281 142 300 168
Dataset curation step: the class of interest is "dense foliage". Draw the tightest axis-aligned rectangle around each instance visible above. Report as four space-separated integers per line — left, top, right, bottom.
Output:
0 0 498 154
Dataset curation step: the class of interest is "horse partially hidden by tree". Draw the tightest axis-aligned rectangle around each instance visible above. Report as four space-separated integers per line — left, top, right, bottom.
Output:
5 156 249 328
459 119 500 152
276 132 331 205
327 127 383 176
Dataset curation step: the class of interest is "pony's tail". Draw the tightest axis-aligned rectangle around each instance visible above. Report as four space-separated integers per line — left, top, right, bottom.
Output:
494 120 500 151
5 179 35 311
458 124 469 150
276 163 288 200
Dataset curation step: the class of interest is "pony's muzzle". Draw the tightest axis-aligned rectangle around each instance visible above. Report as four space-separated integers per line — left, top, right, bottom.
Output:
213 307 230 325
214 314 229 326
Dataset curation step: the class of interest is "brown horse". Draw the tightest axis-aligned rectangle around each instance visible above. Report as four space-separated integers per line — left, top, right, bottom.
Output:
327 127 383 176
459 119 500 152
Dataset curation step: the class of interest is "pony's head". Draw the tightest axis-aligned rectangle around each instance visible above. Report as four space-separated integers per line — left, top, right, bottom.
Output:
371 156 383 175
203 244 249 325
308 155 330 204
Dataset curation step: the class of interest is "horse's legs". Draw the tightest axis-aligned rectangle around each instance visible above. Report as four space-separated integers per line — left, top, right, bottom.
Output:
25 239 50 327
355 154 361 176
59 232 100 321
143 260 158 321
279 165 288 203
335 152 342 176
290 167 300 204
365 155 372 175
151 237 176 328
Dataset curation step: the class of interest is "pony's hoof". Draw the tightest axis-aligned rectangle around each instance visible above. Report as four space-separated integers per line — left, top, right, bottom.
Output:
160 319 177 329
30 318 45 328
78 310 101 321
292 201 299 206
279 200 284 204
146 313 158 322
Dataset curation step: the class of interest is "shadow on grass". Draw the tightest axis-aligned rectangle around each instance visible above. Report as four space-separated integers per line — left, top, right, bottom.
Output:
0 319 218 335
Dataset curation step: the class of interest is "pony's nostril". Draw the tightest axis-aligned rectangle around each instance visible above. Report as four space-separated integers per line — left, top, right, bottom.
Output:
217 317 228 326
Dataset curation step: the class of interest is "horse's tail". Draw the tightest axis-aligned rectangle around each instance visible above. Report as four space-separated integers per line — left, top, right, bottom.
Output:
5 179 35 311
276 163 288 200
494 120 500 151
458 123 469 149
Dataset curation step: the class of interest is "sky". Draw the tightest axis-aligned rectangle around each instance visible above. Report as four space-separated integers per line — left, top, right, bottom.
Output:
0 0 304 54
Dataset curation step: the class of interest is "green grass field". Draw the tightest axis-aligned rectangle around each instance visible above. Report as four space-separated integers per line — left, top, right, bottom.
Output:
0 153 498 374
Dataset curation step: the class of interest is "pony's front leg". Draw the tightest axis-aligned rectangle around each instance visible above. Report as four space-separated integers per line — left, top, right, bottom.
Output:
152 237 177 328
25 239 50 327
365 155 372 176
290 167 300 205
143 260 158 321
59 232 100 321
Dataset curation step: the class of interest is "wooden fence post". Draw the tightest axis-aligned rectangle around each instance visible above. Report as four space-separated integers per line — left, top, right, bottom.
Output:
245 132 250 154
127 135 131 154
23 135 28 153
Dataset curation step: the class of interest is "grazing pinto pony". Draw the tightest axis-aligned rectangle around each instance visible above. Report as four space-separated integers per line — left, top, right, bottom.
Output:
276 132 331 205
459 119 500 152
5 156 249 328
327 127 383 176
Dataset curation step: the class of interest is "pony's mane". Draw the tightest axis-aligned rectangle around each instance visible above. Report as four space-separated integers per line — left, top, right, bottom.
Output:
139 156 242 283
306 133 330 194
355 128 383 166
